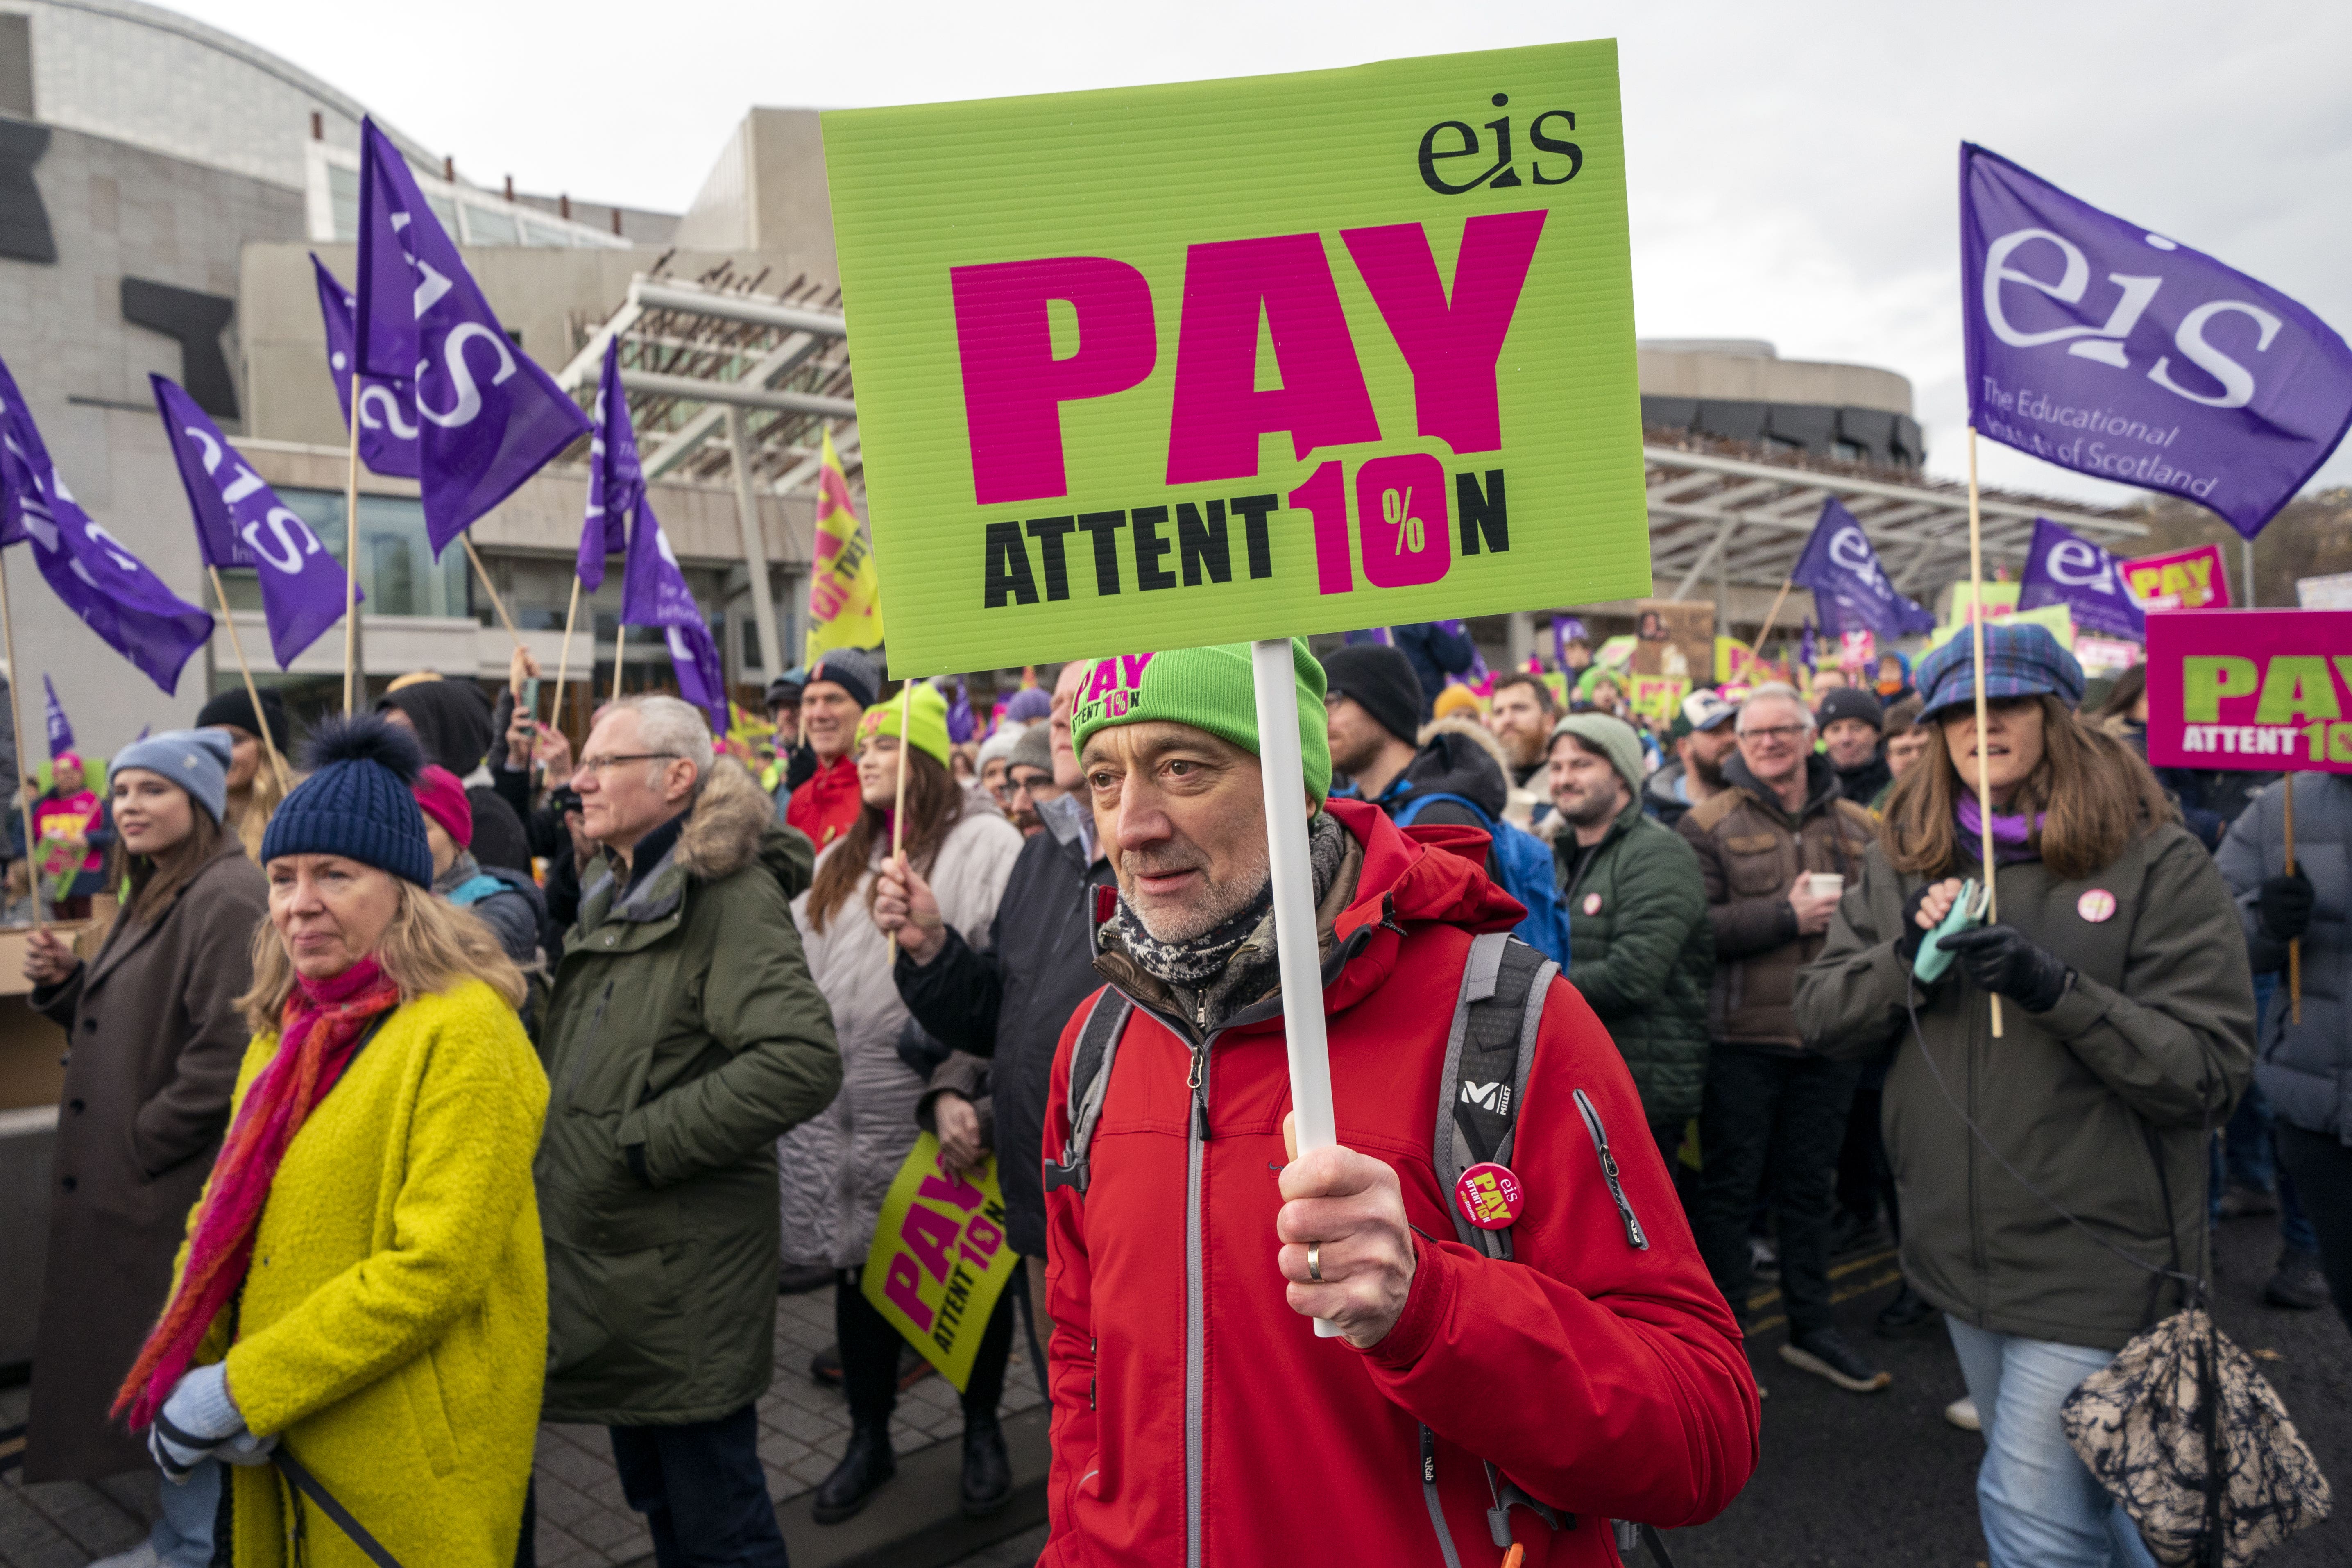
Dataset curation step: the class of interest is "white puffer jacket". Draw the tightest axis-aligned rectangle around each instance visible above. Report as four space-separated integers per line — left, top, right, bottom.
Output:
778 807 1025 1268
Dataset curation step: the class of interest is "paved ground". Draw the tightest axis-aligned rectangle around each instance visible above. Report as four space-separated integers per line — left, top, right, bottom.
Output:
5 1215 2344 1568
0 1282 1046 1568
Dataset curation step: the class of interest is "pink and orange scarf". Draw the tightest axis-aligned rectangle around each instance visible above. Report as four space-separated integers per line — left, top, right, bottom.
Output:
114 959 400 1428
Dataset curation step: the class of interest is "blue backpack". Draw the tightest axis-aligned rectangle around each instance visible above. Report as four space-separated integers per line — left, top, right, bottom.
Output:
1392 791 1571 965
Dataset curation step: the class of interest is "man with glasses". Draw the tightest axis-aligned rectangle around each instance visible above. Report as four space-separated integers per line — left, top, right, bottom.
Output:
1002 725 1063 835
537 696 843 1567
1677 683 1886 1395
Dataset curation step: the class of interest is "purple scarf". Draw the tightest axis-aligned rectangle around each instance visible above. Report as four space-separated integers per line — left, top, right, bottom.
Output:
1957 794 2044 865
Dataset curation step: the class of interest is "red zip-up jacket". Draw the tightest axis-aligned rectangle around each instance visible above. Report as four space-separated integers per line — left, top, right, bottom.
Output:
786 752 861 853
1042 800 1758 1567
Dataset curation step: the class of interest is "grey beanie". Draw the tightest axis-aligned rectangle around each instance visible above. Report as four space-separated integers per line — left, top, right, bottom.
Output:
1008 723 1054 777
1549 712 1646 798
976 724 1026 770
111 728 233 824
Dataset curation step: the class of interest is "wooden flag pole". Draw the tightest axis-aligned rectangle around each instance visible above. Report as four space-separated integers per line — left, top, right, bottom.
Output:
1965 428 2004 1039
1250 636 1342 1338
611 625 628 704
205 566 292 795
0 550 45 929
886 679 912 964
550 573 582 741
1754 575 1797 656
341 371 363 716
461 535 526 649
2284 775 2301 1024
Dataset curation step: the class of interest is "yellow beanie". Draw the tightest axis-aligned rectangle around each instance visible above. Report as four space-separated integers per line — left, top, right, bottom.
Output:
1432 684 1484 721
858 683 952 768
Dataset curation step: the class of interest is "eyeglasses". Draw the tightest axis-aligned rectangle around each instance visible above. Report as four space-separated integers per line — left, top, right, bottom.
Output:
1736 724 1808 744
574 752 682 776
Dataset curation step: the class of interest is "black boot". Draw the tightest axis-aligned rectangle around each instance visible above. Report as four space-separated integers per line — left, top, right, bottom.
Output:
812 1418 896 1524
960 1411 1013 1518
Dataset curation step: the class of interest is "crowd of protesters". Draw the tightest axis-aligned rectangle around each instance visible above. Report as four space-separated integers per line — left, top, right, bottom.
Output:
2 604 2338 1568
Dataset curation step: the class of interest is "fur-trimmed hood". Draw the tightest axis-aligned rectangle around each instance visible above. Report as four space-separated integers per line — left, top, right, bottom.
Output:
676 756 784 883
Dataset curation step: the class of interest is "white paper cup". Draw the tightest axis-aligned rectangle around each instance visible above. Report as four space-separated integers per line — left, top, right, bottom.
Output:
1808 872 1845 900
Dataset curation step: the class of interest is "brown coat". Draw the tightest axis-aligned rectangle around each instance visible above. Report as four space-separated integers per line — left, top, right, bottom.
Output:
1677 753 1876 1051
24 843 267 1480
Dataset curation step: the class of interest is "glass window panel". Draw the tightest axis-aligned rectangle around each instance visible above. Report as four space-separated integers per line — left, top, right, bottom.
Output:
463 204 518 246
263 489 468 620
329 164 360 242
426 195 461 238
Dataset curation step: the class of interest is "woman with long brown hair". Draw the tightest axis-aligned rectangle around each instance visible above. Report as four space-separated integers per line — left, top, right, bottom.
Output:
115 716 546 1568
20 729 265 1568
777 683 1024 1525
1797 624 2252 1568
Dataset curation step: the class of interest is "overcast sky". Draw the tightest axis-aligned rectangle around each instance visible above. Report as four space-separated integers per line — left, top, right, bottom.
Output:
182 0 2352 512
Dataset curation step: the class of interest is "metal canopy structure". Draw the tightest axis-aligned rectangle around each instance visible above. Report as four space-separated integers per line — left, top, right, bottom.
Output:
555 266 861 498
1641 436 2148 603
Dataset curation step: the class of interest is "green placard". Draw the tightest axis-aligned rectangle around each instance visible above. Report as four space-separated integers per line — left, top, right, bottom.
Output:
823 40 1650 676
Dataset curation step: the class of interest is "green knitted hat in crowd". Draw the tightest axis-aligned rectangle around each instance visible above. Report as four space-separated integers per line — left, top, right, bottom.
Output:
1068 639 1331 803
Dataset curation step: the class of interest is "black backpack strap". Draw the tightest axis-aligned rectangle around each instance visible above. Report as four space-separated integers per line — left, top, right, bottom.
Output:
1042 988 1131 1198
1434 932 1557 1260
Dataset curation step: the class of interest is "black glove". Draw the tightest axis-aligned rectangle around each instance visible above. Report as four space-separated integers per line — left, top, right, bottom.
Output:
1895 884 1936 963
1937 922 2073 1013
2258 870 2314 944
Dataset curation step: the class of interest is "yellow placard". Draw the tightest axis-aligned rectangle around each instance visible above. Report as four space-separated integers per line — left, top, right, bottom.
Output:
860 1133 1021 1392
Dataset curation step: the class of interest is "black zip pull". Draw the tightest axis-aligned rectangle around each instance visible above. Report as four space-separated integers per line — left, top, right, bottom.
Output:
1195 1097 1210 1140
1420 1423 1437 1485
1574 1089 1649 1250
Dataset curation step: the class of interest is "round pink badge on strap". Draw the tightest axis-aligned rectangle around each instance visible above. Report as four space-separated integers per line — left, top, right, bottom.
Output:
1582 893 1602 915
1453 1162 1523 1231
2078 888 2117 923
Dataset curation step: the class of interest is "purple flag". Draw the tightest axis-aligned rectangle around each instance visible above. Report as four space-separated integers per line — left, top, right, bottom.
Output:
1789 498 1937 641
352 120 590 557
41 673 70 757
619 500 726 730
0 357 210 693
2017 516 2145 641
1798 620 1818 674
152 375 359 666
943 678 975 745
1962 144 2352 540
579 339 640 592
312 254 419 479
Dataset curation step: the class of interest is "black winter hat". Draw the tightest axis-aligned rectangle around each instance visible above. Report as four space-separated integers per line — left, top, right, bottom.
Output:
1817 685 1885 732
805 648 881 712
197 686 291 750
374 680 496 775
1320 644 1424 745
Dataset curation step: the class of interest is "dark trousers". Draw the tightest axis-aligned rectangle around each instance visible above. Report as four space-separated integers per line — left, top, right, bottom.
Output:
2274 1123 2352 1337
1694 1045 1861 1337
836 1268 1017 1425
607 1404 789 1568
1834 1081 1902 1239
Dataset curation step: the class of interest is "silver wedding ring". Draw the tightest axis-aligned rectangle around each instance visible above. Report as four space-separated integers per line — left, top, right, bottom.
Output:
1307 1242 1323 1282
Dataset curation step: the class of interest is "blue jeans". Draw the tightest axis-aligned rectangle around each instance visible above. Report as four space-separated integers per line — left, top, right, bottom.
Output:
608 1404 789 1568
1946 1319 2159 1568
152 1458 220 1568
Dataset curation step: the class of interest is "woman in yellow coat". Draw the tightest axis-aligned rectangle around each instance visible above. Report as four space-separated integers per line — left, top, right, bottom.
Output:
119 716 548 1568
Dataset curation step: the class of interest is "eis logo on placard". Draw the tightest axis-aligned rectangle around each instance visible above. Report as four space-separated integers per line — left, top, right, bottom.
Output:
1416 95 1583 195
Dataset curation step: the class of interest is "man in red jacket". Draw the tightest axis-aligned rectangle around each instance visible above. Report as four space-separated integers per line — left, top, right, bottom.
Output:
785 647 878 852
1043 640 1757 1567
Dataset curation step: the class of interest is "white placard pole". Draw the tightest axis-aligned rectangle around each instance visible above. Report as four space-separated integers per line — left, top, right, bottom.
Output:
1250 637 1342 1339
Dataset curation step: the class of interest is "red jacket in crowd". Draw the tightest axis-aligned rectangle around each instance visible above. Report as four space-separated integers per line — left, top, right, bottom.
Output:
786 752 862 853
1041 800 1758 1566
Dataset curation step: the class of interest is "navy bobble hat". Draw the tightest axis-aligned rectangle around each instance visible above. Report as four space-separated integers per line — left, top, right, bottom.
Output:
260 714 435 886
1914 621 2086 723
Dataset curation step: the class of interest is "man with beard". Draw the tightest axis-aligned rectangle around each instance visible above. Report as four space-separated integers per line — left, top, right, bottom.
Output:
1033 640 1757 1566
1486 671 1558 790
1003 725 1061 836
1548 713 1712 1173
1645 691 1738 829
1817 686 1890 809
1322 643 1509 861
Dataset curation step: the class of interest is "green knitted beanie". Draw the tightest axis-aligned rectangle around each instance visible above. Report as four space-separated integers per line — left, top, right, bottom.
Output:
1069 639 1330 803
